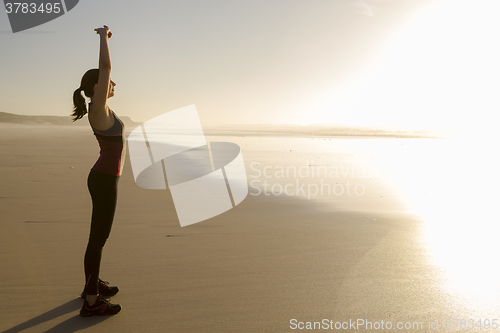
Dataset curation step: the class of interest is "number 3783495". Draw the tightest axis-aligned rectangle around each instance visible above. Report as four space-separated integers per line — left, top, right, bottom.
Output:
5 3 61 14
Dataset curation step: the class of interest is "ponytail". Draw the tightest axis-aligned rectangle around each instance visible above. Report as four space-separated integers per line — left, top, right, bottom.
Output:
71 68 99 122
72 87 87 122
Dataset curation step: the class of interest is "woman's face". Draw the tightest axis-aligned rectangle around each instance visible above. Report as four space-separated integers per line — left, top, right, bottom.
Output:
92 79 116 98
108 80 116 98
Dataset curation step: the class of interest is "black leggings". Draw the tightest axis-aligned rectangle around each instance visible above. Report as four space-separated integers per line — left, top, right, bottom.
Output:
84 170 119 295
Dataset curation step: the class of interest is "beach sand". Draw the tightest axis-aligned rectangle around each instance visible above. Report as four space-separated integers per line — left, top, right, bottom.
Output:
1 123 499 332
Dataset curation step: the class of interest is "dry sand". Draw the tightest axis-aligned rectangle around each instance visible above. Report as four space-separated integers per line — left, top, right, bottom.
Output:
0 123 498 332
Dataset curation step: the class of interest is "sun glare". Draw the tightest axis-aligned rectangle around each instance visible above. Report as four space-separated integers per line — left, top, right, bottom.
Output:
293 0 500 307
298 0 500 132
364 133 500 313
349 0 500 309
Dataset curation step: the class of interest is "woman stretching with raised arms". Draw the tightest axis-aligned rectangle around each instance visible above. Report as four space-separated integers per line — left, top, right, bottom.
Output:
72 25 125 317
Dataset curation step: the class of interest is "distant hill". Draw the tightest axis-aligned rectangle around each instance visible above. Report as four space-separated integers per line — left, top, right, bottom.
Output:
0 111 141 128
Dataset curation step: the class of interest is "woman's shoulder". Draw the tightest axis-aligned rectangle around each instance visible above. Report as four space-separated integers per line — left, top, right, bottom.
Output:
88 103 117 131
89 102 116 116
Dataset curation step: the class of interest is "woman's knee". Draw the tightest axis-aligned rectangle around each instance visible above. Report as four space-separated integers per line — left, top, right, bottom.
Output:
87 234 109 250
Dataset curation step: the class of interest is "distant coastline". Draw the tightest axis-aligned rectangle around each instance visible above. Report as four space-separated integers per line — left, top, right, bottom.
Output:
0 111 141 128
204 124 452 139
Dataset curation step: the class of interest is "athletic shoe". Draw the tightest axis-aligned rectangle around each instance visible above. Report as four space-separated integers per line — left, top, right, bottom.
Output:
81 279 119 299
80 296 122 317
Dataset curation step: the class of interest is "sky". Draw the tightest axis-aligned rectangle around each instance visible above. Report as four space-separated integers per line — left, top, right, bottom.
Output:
1 0 499 131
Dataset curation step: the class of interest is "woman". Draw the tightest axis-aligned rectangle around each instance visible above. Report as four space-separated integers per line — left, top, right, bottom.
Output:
72 25 124 317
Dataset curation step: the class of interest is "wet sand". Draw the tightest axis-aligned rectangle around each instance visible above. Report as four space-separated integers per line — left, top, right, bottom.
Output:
0 123 498 332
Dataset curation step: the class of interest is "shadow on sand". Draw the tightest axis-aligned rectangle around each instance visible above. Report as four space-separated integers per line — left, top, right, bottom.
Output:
1 298 111 333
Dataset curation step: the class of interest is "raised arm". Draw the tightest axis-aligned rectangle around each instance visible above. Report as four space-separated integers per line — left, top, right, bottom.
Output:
89 25 114 130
